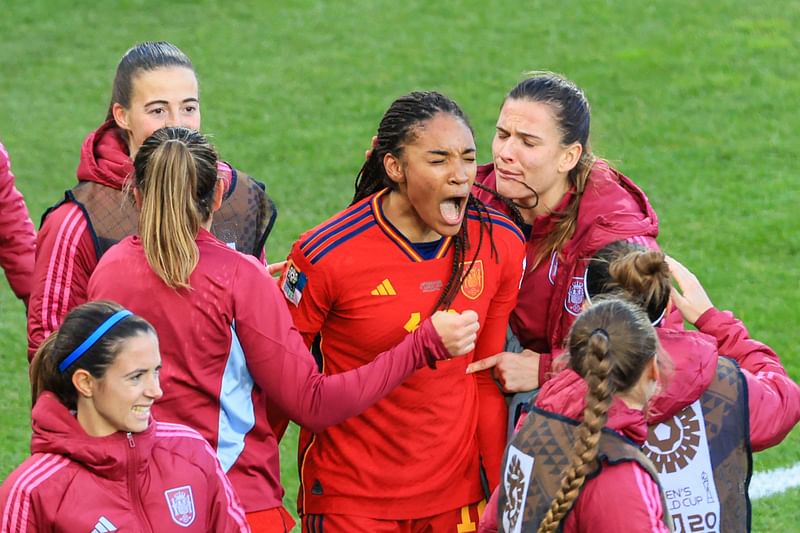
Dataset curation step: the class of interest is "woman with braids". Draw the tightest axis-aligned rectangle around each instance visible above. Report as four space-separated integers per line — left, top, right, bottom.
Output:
86 127 480 533
27 41 277 360
481 242 800 532
1 301 249 532
484 298 671 533
467 72 665 395
282 91 525 531
581 242 799 532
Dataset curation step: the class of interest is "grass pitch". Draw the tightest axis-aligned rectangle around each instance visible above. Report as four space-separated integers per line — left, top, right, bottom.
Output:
1 1 798 530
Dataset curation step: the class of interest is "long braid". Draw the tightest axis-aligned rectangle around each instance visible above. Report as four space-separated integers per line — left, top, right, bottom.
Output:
537 332 613 533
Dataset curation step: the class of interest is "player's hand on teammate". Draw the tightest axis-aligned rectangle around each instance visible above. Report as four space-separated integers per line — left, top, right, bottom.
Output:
431 310 480 356
465 349 540 392
267 260 286 279
666 256 714 325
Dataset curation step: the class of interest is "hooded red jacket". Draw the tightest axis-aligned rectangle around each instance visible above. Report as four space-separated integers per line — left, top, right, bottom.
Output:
0 392 249 532
474 161 660 383
0 141 36 305
26 121 256 360
480 308 800 532
481 370 670 533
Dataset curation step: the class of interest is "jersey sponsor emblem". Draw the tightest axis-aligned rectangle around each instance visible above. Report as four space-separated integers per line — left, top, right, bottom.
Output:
501 445 535 533
564 276 585 315
460 260 484 300
164 485 196 527
281 260 307 306
420 279 443 293
370 278 397 296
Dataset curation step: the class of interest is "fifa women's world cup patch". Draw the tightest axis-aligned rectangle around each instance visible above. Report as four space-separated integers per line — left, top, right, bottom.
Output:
460 260 484 300
282 260 307 306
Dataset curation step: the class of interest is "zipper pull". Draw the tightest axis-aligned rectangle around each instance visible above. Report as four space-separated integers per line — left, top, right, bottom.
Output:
127 432 136 448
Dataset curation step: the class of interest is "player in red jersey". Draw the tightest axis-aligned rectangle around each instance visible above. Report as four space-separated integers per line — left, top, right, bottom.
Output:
283 92 526 532
88 127 480 533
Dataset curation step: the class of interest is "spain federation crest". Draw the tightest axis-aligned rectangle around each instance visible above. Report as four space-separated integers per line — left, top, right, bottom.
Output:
564 276 585 316
164 485 196 527
460 260 484 300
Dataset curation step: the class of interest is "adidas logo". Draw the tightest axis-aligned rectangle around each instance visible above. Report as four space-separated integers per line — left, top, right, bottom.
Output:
370 278 396 296
92 516 117 532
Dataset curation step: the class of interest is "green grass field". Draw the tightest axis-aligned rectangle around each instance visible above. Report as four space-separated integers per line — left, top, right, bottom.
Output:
1 1 798 531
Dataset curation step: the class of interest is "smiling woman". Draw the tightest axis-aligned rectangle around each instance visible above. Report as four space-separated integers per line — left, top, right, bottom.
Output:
283 91 526 532
0 301 249 532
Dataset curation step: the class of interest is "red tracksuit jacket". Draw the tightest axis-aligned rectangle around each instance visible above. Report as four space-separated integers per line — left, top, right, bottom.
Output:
0 140 35 305
0 392 249 533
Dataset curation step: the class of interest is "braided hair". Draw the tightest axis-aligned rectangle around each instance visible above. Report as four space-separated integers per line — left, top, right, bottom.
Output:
353 91 498 311
537 298 658 532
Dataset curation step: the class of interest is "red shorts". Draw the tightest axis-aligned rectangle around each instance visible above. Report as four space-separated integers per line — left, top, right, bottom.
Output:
301 500 485 533
246 506 296 533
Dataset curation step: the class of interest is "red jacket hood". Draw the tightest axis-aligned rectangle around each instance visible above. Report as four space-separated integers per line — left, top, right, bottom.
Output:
648 326 719 424
31 391 156 480
534 369 649 444
76 120 134 190
475 161 658 254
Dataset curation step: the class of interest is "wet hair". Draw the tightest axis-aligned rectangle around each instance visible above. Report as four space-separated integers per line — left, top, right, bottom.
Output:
133 127 218 289
352 91 497 310
585 240 670 324
506 72 596 268
537 298 658 533
30 301 155 410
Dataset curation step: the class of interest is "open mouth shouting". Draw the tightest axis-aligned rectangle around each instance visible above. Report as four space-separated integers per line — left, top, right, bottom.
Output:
440 194 468 226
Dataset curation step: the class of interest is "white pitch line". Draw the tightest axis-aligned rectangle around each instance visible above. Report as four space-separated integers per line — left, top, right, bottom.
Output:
750 462 800 500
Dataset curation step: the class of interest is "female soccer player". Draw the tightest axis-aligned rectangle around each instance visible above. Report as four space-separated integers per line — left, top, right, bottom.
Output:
27 41 276 359
583 241 799 532
0 139 36 306
482 243 800 532
87 127 478 532
284 91 526 532
468 72 662 392
1 301 249 532
490 298 671 533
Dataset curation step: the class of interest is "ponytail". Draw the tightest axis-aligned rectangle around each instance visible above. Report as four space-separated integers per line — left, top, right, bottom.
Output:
538 298 659 532
537 329 612 532
586 241 670 324
133 128 218 289
29 301 154 409
30 332 62 406
532 152 596 268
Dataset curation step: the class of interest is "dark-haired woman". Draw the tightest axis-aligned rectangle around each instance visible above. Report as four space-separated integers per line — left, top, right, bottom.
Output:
87 127 478 533
27 41 276 360
283 91 525 532
468 72 663 393
0 301 249 532
489 299 671 533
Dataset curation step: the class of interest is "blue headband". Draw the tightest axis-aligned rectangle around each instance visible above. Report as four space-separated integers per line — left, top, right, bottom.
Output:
58 310 133 373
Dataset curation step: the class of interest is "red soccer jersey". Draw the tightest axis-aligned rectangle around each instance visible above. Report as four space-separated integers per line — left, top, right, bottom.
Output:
284 189 525 519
